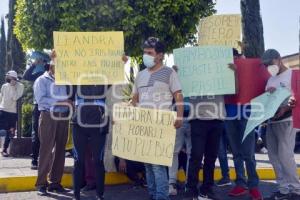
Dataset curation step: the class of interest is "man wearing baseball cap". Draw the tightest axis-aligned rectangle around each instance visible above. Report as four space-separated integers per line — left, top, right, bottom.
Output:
0 70 24 157
262 49 300 200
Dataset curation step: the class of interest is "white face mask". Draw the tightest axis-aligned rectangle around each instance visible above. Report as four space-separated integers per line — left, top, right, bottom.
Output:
267 65 280 76
143 54 156 68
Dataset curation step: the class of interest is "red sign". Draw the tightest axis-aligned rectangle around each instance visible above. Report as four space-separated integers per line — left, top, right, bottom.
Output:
292 69 300 129
225 58 270 104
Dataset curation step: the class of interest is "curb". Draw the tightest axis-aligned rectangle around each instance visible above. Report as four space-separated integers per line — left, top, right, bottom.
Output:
1 168 299 193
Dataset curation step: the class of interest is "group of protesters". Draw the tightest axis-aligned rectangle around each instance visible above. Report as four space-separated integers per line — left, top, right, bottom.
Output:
0 36 299 200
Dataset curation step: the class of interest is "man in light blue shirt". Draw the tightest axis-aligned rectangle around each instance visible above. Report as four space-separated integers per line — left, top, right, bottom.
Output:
34 61 71 196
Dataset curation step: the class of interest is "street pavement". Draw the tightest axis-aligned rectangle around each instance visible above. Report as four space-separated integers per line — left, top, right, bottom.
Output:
0 181 277 200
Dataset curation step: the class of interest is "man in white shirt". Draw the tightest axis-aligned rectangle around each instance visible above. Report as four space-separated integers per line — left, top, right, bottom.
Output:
0 70 24 157
262 49 300 200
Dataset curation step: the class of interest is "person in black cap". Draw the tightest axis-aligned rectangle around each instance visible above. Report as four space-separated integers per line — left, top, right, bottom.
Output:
23 57 49 169
262 49 300 200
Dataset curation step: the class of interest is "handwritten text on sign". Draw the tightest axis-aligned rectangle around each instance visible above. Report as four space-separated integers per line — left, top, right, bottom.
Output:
198 14 241 49
112 104 176 166
53 32 125 85
173 46 235 97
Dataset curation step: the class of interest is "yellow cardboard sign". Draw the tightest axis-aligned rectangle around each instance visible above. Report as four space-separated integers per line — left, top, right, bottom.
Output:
198 14 241 49
112 104 177 167
53 31 125 85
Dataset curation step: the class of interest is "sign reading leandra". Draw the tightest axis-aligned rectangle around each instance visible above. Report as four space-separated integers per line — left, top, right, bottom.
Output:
173 46 235 97
112 104 177 167
198 14 241 50
53 31 125 85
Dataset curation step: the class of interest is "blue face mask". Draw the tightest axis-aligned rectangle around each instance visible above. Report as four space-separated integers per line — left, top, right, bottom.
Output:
143 54 155 68
33 63 45 74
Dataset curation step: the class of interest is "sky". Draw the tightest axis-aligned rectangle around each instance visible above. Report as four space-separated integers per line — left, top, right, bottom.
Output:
215 0 300 56
0 0 299 57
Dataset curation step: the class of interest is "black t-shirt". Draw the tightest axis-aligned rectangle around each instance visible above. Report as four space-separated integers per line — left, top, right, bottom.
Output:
71 85 109 128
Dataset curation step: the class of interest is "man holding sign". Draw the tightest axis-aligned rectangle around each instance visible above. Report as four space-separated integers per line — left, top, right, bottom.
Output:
262 49 300 200
132 37 183 200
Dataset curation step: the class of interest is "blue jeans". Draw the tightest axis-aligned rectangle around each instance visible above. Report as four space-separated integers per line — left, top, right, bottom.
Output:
225 119 259 188
168 119 191 184
145 164 169 200
218 129 229 179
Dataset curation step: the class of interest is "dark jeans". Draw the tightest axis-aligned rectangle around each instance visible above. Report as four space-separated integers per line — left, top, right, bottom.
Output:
218 129 230 179
225 119 259 188
72 124 106 198
31 104 40 164
187 119 223 195
0 110 17 152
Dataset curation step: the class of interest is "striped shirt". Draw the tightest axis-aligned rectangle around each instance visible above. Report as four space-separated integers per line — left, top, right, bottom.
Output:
132 66 181 110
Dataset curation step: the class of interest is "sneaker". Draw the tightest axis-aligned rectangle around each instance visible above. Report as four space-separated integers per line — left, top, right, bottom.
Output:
249 187 263 200
82 184 96 191
37 186 48 196
1 151 9 157
169 184 177 196
260 147 268 154
197 190 218 200
264 191 290 200
216 178 232 187
48 183 67 193
31 161 38 170
228 186 248 196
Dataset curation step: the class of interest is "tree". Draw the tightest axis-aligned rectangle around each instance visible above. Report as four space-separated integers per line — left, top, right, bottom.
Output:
6 0 26 73
0 17 7 84
15 0 215 57
240 0 265 58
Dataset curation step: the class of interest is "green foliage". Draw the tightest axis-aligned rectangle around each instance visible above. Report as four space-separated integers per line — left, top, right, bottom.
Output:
0 17 6 85
241 0 265 58
21 103 33 137
15 0 215 56
22 81 34 104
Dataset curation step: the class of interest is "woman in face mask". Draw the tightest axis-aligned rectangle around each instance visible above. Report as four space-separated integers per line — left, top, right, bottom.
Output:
0 71 24 157
262 49 300 200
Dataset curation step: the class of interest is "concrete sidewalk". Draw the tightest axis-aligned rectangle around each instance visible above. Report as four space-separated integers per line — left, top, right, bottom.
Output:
1 153 300 178
1 153 300 193
0 182 278 200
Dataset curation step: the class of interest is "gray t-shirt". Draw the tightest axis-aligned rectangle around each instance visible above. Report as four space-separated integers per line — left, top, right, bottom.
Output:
132 66 181 110
189 95 226 120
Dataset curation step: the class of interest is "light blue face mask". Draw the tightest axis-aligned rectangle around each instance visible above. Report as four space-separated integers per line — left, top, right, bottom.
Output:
143 54 155 68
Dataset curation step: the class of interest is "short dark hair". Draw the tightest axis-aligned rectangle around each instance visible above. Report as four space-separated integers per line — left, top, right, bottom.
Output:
262 49 281 66
44 64 50 71
142 37 165 54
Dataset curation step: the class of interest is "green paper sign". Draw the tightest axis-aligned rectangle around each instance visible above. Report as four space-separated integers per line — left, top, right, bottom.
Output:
173 46 235 97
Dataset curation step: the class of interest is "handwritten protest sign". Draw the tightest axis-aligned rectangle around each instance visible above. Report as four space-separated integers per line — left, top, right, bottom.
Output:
53 32 125 85
225 59 270 104
198 14 241 49
173 46 235 97
112 104 177 166
243 87 291 141
292 70 300 129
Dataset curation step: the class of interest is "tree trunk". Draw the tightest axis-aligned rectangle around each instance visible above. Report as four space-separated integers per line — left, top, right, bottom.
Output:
240 0 265 58
0 17 7 84
6 0 25 73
